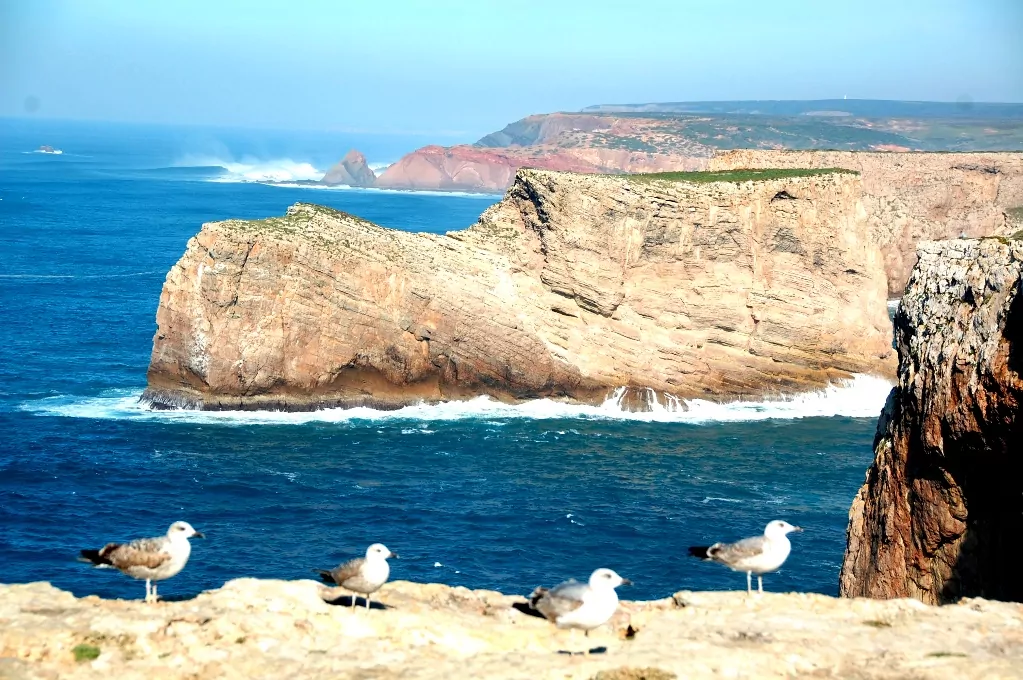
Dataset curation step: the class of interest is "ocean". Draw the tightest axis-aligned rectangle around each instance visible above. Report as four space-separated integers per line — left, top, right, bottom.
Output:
0 118 892 602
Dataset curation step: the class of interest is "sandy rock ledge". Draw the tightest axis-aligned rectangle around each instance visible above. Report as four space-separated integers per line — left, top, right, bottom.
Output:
1 579 1021 679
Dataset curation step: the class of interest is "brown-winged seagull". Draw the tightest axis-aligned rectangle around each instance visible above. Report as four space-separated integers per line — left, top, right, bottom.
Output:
529 568 631 637
79 521 205 603
688 519 802 593
314 543 397 609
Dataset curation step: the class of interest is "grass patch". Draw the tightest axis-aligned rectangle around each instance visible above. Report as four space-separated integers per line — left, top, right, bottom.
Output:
1007 206 1023 220
626 168 859 184
72 643 101 662
926 651 968 658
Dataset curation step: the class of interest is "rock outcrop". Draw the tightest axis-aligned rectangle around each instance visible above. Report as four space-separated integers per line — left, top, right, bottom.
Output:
709 150 1023 295
143 169 894 411
2 579 1021 679
840 238 1023 604
320 150 376 187
373 144 704 193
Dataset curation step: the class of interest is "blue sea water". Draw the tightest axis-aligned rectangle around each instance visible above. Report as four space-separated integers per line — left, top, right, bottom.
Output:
0 118 890 602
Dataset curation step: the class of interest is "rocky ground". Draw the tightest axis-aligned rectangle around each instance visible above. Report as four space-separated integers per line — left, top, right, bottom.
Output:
2 579 1021 679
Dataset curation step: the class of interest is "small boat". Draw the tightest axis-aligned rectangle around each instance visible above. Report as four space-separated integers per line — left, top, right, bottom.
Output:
37 145 63 155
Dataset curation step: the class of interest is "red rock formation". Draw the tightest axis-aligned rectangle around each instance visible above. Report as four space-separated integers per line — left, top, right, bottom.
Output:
840 238 1023 603
373 145 705 193
144 169 894 411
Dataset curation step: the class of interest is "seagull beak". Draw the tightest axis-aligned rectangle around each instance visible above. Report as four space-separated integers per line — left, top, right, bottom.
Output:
389 552 399 559
193 531 206 539
792 526 803 533
620 578 633 586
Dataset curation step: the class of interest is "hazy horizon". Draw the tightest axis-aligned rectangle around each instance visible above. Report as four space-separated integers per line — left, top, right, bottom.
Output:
2 0 1021 138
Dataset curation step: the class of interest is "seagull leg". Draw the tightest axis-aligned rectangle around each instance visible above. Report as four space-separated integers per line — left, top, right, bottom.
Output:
350 593 356 608
746 571 752 594
758 575 763 594
365 597 370 610
152 583 159 602
144 579 151 603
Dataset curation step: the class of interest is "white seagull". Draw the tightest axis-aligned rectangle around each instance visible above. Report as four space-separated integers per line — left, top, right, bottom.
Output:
529 568 631 636
688 520 802 593
79 521 205 603
314 543 398 609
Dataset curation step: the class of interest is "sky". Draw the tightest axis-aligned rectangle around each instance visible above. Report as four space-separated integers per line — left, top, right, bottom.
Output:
1 0 1021 140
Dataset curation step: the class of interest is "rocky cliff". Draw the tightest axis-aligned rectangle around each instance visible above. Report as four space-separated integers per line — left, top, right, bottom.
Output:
320 150 376 187
709 150 1023 295
143 168 894 411
840 238 1023 604
373 144 703 193
3 579 1021 679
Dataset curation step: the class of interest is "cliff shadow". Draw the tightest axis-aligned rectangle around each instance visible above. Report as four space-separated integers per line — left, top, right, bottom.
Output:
944 287 1023 603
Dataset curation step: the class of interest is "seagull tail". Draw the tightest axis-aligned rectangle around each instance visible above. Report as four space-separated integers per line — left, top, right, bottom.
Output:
79 549 112 567
688 546 712 560
312 569 336 585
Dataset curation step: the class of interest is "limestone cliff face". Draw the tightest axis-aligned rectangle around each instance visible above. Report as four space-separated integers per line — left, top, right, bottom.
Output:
709 151 1023 295
840 238 1023 604
144 169 894 411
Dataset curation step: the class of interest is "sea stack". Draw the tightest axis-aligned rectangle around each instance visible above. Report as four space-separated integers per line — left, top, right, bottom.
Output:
142 167 894 411
321 149 376 187
840 236 1023 603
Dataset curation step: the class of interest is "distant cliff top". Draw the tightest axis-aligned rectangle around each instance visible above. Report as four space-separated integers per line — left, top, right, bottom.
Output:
477 102 1023 153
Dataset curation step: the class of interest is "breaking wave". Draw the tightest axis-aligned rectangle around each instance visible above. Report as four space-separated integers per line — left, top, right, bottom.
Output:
173 155 324 183
263 183 501 198
19 375 892 426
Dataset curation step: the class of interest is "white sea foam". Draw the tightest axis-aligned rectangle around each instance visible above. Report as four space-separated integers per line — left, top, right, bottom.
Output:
174 155 324 183
263 182 501 199
19 375 893 426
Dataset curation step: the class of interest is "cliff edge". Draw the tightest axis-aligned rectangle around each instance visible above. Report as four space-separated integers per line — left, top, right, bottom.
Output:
840 238 1023 604
2 579 1021 679
144 168 894 411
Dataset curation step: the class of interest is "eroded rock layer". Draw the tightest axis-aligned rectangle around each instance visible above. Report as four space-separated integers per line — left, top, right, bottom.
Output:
709 151 1023 295
144 169 894 411
840 238 1023 603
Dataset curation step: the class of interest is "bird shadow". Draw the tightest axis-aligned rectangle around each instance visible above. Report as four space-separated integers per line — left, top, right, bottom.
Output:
557 646 608 656
323 594 391 610
158 592 201 603
511 601 546 619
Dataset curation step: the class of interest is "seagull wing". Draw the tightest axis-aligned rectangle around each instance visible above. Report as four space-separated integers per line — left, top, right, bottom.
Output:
530 580 587 621
708 536 767 565
101 536 173 571
328 557 366 587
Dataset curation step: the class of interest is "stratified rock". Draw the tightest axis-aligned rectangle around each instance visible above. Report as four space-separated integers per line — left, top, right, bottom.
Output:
143 168 894 411
709 150 1023 295
321 149 376 187
840 238 1023 603
1 579 1021 679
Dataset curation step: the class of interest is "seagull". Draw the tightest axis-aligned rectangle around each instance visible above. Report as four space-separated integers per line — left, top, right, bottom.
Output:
314 543 397 609
79 521 205 603
688 520 802 593
529 568 631 637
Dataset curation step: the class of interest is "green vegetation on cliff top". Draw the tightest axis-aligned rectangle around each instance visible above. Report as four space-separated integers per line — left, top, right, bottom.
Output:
627 168 859 184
